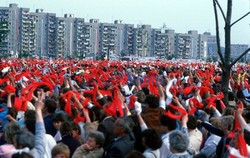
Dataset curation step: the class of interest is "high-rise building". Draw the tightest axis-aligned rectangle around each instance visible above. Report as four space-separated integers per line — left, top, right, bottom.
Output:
74 17 85 58
152 29 170 58
55 17 65 57
174 33 192 59
0 4 20 55
82 19 100 58
133 25 153 57
231 44 249 61
46 13 57 57
203 32 217 59
2 3 244 61
165 29 175 58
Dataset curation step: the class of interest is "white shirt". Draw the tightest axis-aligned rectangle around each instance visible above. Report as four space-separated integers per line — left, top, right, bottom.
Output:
144 148 160 158
54 131 61 142
44 134 57 158
160 133 171 158
189 128 203 154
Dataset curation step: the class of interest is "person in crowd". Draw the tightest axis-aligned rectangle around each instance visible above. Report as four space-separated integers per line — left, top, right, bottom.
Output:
72 131 105 158
141 128 162 158
57 121 81 157
43 99 57 137
52 113 68 142
51 143 70 158
102 117 135 158
0 59 249 158
187 115 202 155
167 130 192 158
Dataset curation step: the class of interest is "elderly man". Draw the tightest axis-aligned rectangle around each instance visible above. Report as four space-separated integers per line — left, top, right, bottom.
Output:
102 117 135 158
167 130 192 158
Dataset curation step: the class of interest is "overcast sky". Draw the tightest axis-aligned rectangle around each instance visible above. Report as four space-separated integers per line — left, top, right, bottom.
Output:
1 0 250 45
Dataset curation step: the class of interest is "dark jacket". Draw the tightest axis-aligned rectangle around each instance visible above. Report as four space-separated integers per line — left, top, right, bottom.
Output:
97 117 116 149
58 134 81 158
44 114 57 137
102 134 135 158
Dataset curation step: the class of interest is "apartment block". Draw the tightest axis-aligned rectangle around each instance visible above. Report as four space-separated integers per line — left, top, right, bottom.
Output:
1 3 247 61
231 44 249 61
203 32 217 59
133 25 153 57
152 29 170 58
0 4 20 55
174 33 192 59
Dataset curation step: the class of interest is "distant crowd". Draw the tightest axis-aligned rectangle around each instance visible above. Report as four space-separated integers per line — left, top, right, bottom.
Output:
0 58 249 158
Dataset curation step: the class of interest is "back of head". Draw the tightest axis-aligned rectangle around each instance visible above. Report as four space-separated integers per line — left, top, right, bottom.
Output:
160 114 177 131
136 91 146 103
220 115 234 132
60 121 72 136
24 119 36 135
126 150 145 158
169 130 189 153
4 122 20 144
12 152 34 158
52 113 68 123
222 107 234 116
51 143 70 158
141 128 162 150
24 110 36 120
15 130 35 150
187 115 198 130
44 99 57 114
145 95 159 108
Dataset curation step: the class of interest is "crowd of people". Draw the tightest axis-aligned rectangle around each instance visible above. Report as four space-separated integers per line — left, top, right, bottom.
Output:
0 58 249 158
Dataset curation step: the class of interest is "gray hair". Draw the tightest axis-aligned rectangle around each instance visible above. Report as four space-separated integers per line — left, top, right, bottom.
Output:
220 115 234 131
116 117 132 134
3 122 20 144
15 129 35 149
199 110 209 122
87 131 105 147
169 130 189 153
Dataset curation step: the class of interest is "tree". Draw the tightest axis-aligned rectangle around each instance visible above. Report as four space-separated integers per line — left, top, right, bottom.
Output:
212 0 250 104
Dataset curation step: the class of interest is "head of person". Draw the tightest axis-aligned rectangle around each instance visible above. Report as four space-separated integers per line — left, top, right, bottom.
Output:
3 122 20 144
52 113 68 130
141 128 162 150
220 115 234 135
187 115 198 130
12 152 33 158
60 121 72 136
126 150 145 158
113 117 132 137
44 99 57 114
222 107 234 116
145 95 159 108
71 122 81 139
85 131 105 150
51 143 70 158
24 110 36 120
160 114 177 133
169 130 189 153
14 130 35 150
